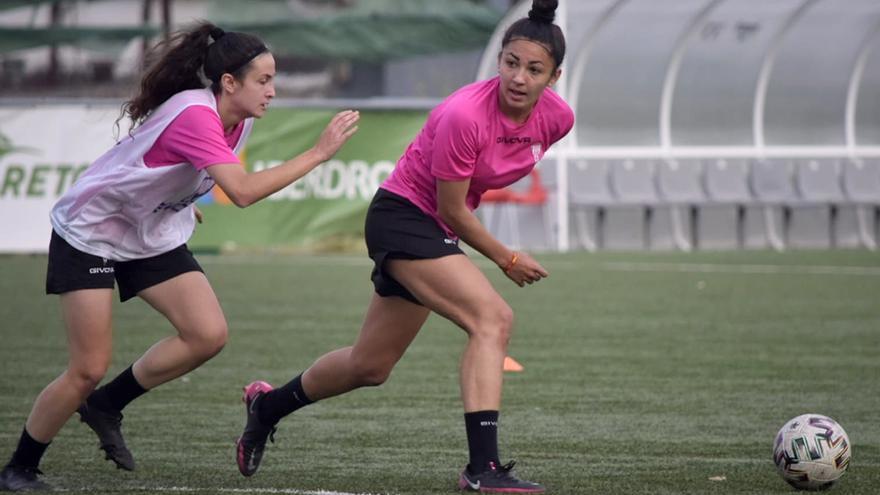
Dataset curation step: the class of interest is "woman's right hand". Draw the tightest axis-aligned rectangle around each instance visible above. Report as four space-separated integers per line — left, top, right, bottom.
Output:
313 110 360 162
501 251 549 287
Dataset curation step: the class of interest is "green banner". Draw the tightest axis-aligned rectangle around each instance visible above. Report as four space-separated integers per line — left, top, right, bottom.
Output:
189 108 427 252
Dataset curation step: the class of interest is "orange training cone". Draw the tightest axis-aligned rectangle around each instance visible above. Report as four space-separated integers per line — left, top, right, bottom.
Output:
503 356 524 372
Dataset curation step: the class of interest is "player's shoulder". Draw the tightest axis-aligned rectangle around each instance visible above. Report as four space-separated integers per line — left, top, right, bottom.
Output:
174 105 221 125
449 78 497 106
156 89 218 120
167 88 215 106
537 87 575 137
438 79 498 125
538 86 573 117
159 91 222 131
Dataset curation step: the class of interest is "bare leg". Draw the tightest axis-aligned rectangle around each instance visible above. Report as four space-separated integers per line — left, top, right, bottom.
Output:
236 254 517 482
235 292 429 477
301 254 511 410
133 272 228 389
301 293 430 400
386 255 512 412
73 272 226 472
386 255 544 491
26 289 114 442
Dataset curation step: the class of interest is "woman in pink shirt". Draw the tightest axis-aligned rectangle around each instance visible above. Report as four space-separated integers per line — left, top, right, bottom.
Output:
0 22 358 492
235 1 573 492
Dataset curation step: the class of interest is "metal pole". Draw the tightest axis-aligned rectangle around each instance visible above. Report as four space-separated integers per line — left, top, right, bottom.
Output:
141 0 153 68
161 0 172 41
48 0 63 85
555 0 570 251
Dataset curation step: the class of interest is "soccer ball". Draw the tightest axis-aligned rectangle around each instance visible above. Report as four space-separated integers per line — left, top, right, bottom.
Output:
773 414 851 490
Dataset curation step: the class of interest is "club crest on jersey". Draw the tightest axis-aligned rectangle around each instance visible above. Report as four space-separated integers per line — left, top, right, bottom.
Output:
531 143 543 163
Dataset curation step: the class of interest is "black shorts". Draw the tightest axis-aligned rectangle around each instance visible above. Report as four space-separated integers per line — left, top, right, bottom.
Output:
364 188 465 305
46 230 204 302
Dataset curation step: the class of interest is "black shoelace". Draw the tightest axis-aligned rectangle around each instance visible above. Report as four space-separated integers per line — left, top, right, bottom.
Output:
491 461 529 482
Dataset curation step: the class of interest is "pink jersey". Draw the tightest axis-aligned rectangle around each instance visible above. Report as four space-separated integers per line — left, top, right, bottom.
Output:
143 105 243 169
381 76 574 236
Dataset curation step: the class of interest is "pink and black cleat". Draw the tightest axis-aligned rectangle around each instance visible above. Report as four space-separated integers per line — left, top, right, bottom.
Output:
235 381 276 477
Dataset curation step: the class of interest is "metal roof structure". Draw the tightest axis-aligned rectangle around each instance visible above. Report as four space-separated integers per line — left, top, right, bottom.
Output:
477 0 880 250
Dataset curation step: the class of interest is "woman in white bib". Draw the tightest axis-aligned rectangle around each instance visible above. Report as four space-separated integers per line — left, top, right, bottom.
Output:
0 22 358 492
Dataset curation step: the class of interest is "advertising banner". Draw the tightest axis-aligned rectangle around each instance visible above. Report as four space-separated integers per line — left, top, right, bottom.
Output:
0 105 119 252
0 104 427 253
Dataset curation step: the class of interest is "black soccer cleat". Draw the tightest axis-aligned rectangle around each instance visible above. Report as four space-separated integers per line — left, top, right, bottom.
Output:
0 464 51 492
458 461 545 493
77 401 135 471
235 381 276 477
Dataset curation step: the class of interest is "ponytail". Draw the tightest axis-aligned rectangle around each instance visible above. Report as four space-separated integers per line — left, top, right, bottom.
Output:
502 0 566 68
118 21 268 131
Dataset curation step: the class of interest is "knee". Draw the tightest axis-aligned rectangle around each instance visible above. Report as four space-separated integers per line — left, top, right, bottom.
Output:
190 322 229 360
68 361 109 395
469 303 514 349
349 356 392 388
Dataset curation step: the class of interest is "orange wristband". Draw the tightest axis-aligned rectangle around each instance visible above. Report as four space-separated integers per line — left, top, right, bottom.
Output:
502 252 519 273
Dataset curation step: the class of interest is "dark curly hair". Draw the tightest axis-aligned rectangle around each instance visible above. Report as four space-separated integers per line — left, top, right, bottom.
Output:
119 21 268 131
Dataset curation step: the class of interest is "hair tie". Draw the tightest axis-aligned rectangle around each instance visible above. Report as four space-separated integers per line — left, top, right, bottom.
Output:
209 26 226 41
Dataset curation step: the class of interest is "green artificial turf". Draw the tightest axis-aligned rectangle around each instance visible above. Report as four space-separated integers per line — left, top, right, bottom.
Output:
0 249 877 494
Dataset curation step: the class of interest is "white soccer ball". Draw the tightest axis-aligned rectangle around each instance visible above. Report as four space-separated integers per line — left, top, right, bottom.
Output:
773 414 851 490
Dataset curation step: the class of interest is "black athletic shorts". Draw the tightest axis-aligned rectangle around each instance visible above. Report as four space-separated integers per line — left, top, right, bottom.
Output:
364 188 465 305
46 230 204 302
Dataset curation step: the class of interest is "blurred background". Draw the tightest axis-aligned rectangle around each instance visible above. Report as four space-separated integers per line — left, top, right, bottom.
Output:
0 0 513 98
2 0 879 254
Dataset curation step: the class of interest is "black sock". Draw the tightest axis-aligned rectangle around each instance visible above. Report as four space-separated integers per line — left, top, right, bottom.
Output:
464 410 500 473
89 365 147 412
257 373 314 426
7 428 50 470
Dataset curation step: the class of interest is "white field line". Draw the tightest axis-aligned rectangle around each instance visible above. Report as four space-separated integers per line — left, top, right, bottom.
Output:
602 261 880 277
58 486 390 495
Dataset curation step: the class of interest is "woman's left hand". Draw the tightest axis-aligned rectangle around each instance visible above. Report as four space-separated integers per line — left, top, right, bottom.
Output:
501 251 548 287
313 110 360 162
